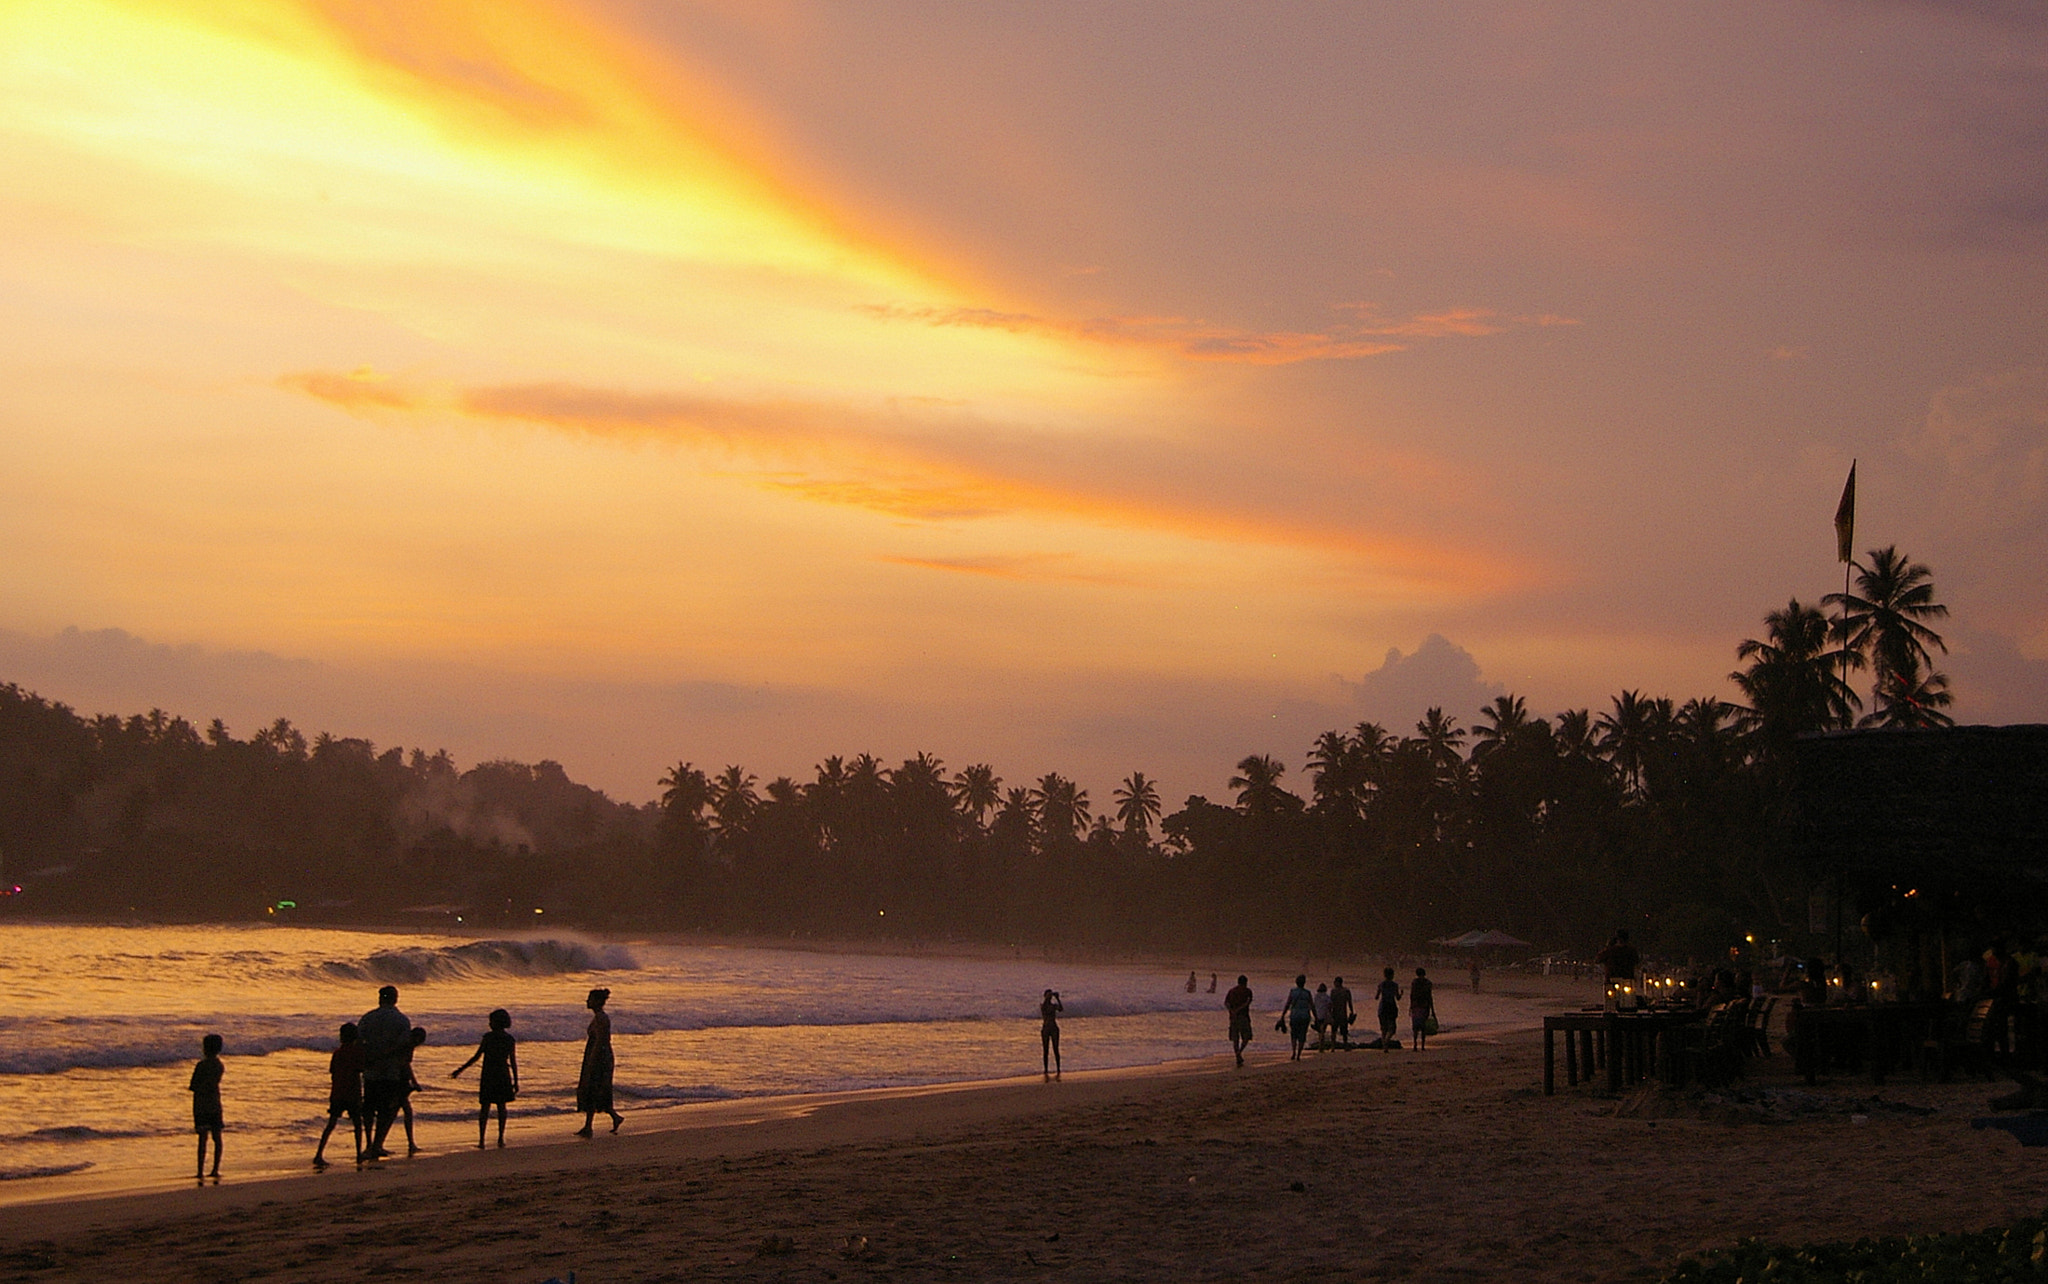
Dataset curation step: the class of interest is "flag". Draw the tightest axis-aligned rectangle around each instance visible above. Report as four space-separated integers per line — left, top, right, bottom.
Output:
1833 462 1856 564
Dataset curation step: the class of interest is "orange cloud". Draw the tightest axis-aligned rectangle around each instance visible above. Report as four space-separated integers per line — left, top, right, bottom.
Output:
280 368 1541 597
878 553 1136 587
279 368 424 416
858 301 1576 366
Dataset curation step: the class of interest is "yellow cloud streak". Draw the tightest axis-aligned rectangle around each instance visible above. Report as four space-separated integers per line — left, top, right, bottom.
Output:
2 0 1139 413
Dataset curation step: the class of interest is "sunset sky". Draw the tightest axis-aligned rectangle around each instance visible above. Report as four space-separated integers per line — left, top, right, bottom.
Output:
4 0 2044 804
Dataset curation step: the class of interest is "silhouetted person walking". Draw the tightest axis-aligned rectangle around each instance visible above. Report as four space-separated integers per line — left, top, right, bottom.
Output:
1282 975 1314 1060
357 985 412 1160
1329 976 1354 1048
451 1008 519 1148
1375 967 1402 1050
576 987 623 1136
312 1022 363 1168
1225 975 1255 1067
1040 989 1063 1079
1410 968 1436 1050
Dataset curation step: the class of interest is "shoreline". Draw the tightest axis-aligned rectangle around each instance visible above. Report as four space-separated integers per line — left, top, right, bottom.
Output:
0 1051 1240 1232
2 1025 2039 1283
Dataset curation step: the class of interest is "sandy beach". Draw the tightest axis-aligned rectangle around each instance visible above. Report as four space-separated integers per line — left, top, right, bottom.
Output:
2 983 2040 1284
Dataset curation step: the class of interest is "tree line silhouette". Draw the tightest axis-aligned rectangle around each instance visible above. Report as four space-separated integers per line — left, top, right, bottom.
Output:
0 548 1954 957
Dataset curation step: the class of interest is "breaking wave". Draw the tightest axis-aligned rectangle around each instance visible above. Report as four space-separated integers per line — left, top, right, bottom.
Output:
312 939 638 986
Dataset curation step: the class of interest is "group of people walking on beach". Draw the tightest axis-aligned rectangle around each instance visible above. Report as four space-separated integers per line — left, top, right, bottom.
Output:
1041 968 1443 1080
1218 969 1436 1067
188 984 627 1178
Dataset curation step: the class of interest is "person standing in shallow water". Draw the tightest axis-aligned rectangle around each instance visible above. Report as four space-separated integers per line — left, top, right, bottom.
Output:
312 1022 363 1168
1225 975 1255 1067
1040 989 1063 1079
1410 968 1436 1050
189 1033 224 1180
451 1008 518 1148
576 987 624 1137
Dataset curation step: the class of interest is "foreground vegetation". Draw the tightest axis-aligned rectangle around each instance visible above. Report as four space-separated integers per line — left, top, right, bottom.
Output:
1664 1213 2048 1284
0 548 1963 956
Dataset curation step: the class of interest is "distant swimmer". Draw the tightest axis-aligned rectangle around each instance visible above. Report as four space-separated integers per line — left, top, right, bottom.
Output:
1041 989 1063 1080
1225 975 1255 1067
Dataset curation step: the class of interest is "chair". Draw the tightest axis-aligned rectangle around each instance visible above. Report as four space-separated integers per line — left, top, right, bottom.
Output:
1744 996 1776 1058
1679 1001 1749 1087
1923 999 1997 1082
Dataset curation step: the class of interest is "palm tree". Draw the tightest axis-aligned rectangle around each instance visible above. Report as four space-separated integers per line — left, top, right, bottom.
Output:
993 787 1038 845
1731 598 1861 743
1864 660 1956 729
1228 754 1297 819
1471 695 1530 760
1825 546 1949 722
950 764 1002 827
1112 771 1162 835
1553 709 1597 761
709 765 759 833
1030 773 1090 842
888 753 949 812
1353 721 1396 761
1595 690 1665 797
658 761 711 827
1305 730 1362 818
1411 708 1466 782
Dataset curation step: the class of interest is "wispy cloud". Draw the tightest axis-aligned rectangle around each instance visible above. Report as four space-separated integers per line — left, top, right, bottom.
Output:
278 369 1533 594
857 301 1577 366
877 553 1136 586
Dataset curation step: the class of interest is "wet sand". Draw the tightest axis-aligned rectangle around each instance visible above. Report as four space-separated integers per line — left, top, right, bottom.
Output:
0 1003 2038 1283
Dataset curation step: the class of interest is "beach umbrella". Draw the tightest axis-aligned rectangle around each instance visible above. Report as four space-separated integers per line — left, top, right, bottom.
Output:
1454 930 1531 948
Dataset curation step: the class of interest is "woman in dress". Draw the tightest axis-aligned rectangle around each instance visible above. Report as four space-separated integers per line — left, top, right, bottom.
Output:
450 1008 519 1148
575 988 624 1137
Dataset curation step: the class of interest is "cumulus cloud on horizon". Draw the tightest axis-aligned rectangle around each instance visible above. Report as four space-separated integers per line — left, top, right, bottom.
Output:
1340 634 1506 735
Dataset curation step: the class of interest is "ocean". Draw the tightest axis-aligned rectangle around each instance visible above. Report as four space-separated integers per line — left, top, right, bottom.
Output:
0 922 1538 1205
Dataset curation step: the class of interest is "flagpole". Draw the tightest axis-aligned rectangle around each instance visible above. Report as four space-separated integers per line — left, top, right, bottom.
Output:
1833 460 1857 730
